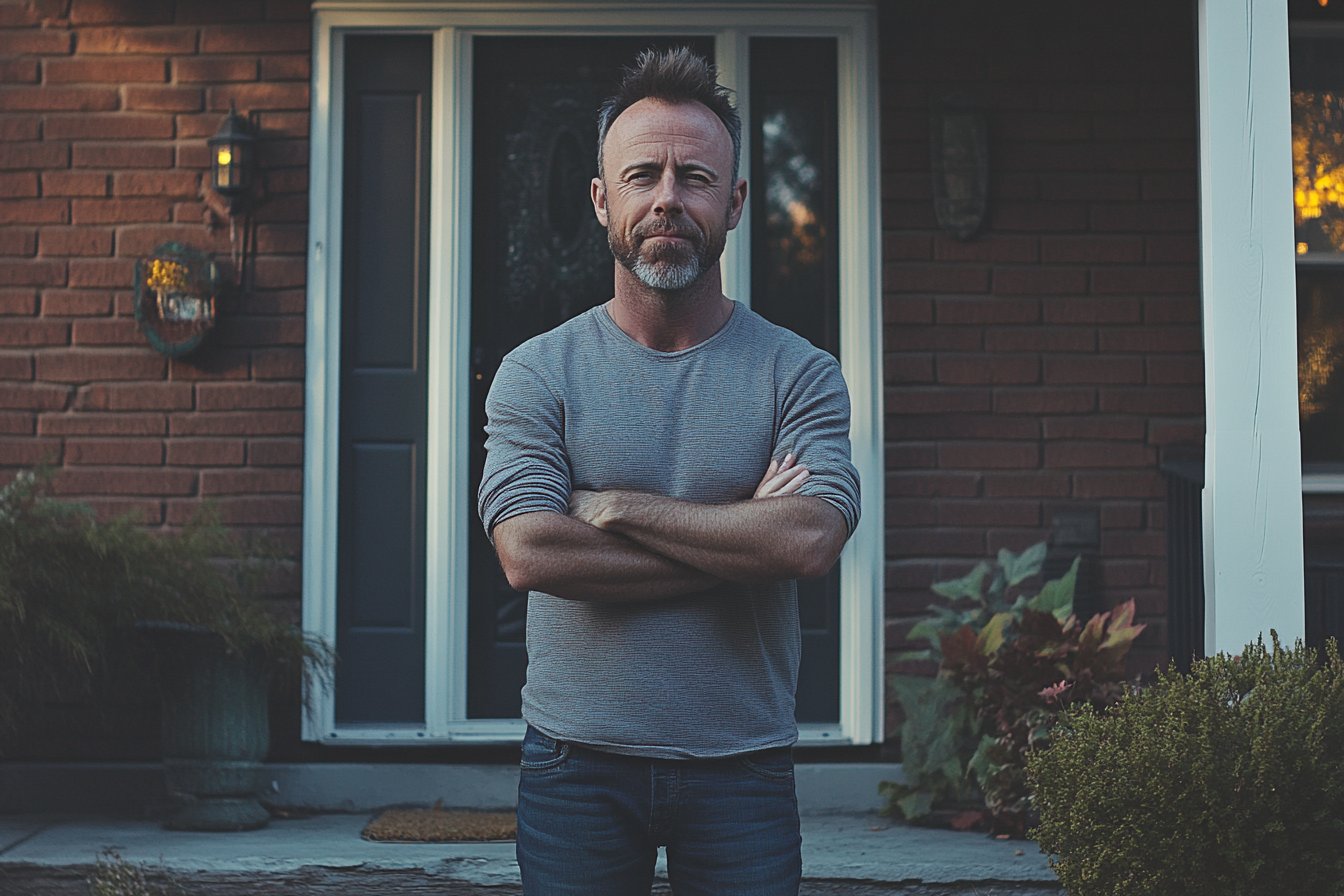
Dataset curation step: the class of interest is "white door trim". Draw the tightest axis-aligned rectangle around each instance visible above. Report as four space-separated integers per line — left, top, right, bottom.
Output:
304 1 884 745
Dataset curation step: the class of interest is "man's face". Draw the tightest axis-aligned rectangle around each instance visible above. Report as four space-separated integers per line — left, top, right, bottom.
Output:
592 98 746 292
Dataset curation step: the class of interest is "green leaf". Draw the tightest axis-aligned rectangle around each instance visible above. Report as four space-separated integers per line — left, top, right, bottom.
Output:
907 618 946 644
1029 556 1078 621
892 648 936 663
897 789 934 819
999 542 1048 587
931 563 990 600
967 733 999 789
977 611 1014 656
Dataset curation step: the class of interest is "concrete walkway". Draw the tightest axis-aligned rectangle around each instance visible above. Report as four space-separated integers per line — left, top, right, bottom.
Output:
0 812 1062 895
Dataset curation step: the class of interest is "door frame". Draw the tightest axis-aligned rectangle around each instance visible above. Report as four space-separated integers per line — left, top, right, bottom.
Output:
304 0 884 745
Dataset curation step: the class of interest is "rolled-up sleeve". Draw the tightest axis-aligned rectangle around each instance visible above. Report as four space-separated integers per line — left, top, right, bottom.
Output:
477 358 571 540
776 353 862 537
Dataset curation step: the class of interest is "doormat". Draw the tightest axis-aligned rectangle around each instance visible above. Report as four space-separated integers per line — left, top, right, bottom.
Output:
361 807 517 843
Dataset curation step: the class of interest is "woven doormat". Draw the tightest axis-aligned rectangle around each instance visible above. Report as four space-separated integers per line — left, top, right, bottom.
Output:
361 808 517 843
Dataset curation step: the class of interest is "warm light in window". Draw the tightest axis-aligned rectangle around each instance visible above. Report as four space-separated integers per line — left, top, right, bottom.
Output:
1321 0 1330 8
216 149 232 166
1299 242 1311 254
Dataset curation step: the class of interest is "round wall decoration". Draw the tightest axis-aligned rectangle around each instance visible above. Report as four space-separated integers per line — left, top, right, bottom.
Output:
134 242 221 357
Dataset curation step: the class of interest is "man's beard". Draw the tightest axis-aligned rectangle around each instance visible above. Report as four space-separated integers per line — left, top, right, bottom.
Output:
609 214 728 292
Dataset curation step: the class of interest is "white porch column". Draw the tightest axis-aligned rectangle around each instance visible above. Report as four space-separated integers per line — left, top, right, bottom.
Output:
1196 0 1305 654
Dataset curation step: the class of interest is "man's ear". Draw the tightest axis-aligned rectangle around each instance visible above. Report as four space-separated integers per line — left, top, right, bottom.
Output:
726 177 748 231
591 177 609 227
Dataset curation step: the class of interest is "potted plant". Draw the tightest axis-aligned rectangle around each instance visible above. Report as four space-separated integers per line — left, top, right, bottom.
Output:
0 468 332 831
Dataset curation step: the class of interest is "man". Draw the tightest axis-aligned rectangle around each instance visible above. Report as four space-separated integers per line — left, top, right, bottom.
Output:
478 48 861 895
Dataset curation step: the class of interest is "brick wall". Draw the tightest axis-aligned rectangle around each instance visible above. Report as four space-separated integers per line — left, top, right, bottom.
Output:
0 0 309 759
879 0 1202 697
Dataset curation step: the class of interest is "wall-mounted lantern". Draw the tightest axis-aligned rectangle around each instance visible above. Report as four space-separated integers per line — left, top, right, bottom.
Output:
134 242 220 357
208 103 256 215
930 97 989 241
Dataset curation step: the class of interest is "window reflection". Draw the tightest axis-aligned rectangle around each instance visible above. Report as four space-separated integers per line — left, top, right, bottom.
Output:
762 107 826 275
1293 91 1344 253
1298 273 1344 463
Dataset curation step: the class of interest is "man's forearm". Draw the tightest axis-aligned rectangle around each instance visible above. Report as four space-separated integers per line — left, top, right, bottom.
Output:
492 510 722 602
574 491 847 584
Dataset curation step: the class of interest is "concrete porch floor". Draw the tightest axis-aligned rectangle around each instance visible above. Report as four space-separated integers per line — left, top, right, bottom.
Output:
0 812 1062 896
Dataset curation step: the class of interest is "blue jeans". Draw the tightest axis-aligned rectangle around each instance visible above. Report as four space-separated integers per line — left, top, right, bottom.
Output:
516 726 802 895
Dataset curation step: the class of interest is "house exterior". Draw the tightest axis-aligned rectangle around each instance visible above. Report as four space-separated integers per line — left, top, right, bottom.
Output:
0 0 1331 765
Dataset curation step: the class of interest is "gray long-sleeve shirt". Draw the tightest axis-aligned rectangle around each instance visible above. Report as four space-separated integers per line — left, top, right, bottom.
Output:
478 302 860 758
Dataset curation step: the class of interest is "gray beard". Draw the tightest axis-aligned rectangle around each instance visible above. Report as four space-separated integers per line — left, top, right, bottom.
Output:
629 253 703 291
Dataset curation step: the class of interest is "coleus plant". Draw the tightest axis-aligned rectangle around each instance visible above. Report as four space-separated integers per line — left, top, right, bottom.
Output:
883 543 1145 837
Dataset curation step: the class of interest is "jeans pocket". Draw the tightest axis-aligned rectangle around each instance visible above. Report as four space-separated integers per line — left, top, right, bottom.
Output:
736 746 794 783
520 726 571 771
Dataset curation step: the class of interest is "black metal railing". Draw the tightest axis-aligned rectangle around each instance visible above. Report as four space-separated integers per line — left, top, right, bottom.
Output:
1161 447 1205 673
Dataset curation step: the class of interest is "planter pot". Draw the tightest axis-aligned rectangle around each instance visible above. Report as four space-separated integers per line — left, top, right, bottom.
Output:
138 621 270 831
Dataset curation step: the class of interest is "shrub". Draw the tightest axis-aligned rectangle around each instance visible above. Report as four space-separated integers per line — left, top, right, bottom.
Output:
1030 634 1344 896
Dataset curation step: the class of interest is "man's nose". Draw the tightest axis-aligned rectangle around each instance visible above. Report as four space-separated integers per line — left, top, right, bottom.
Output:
651 168 684 215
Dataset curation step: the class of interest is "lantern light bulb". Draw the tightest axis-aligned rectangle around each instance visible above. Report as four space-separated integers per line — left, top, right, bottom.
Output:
217 149 232 166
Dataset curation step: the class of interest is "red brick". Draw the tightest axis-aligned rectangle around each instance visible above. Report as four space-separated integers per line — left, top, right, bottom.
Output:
196 381 301 410
172 494 301 525
39 228 112 257
983 327 1094 352
0 383 70 409
886 470 981 497
0 201 69 226
883 233 931 261
1146 355 1203 385
112 170 200 197
81 498 165 524
0 117 40 141
883 297 934 325
936 298 1039 325
115 225 230 257
71 318 143 344
72 143 174 169
990 202 1088 232
1143 298 1200 325
200 467 301 495
885 326 980 352
206 83 309 113
68 258 135 287
44 57 167 83
993 268 1087 295
35 349 165 382
1037 173 1140 202
0 289 37 315
1073 470 1165 499
1101 558 1152 588
1042 417 1146 441
174 0 265 23
885 354 934 384
0 141 69 169
932 235 1038 263
265 0 311 21
1147 420 1203 446
45 114 174 140
174 57 258 82
0 88 117 112
0 258 66 284
36 412 166 435
262 168 306 194
887 529 986 558
42 290 113 315
884 498 939 526
71 199 173 225
250 257 305 290
887 442 936 468
68 0 176 24
886 387 991 414
983 471 1072 498
1042 355 1144 384
247 438 300 466
0 59 39 82
0 172 38 198
897 415 1039 440
0 320 68 347
1098 502 1145 529
1040 236 1144 264
1042 298 1141 324
51 468 196 496
0 353 32 378
994 111 1091 142
0 229 36 256
1092 267 1198 295
1098 327 1201 353
168 347 249 380
200 23 309 54
124 86 202 113
0 29 73 54
42 171 110 198
1146 236 1198 265
993 388 1096 414
165 438 244 465
937 354 1038 385
0 437 61 465
65 438 163 465
939 441 1039 469
251 192 307 222
939 501 1041 527
213 315 304 346
255 110 307 138
253 225 305 255
251 348 303 380
76 27 198 54
1091 202 1197 233
1101 531 1165 557
1044 441 1155 468
76 382 191 410
1142 173 1198 202
882 172 930 201
885 263 988 294
168 410 303 435
1098 388 1203 415
259 55 308 81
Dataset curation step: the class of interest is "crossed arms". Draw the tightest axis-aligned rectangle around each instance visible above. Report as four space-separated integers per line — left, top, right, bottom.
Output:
492 455 849 602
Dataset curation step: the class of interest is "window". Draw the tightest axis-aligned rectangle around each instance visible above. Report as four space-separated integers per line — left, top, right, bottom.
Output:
303 3 884 746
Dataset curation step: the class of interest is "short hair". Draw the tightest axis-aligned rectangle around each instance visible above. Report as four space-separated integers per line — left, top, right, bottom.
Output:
596 47 742 183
